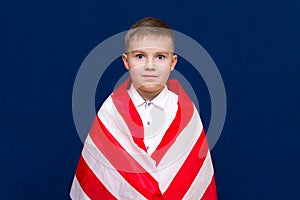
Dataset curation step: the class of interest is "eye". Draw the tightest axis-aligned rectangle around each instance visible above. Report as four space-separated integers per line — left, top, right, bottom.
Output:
156 55 165 60
135 54 144 59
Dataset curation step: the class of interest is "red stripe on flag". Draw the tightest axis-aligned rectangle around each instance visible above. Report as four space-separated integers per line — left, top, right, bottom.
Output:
201 176 217 200
128 99 147 151
112 80 147 152
163 129 209 199
76 155 117 200
151 102 181 165
89 116 163 200
152 80 194 165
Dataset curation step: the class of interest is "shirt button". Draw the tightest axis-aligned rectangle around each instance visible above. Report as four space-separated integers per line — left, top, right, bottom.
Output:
147 121 151 125
147 102 151 106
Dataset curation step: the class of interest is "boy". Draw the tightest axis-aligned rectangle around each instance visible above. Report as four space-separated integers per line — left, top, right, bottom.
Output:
70 17 217 200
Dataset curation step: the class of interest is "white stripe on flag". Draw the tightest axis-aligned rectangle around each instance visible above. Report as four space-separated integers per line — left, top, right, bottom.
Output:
70 176 90 200
158 106 203 193
183 152 214 199
83 135 147 200
98 97 161 179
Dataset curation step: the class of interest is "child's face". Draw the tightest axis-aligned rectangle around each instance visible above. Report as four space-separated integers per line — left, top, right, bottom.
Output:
122 35 177 95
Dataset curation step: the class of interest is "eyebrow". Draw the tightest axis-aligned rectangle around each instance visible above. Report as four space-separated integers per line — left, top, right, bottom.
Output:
127 50 173 54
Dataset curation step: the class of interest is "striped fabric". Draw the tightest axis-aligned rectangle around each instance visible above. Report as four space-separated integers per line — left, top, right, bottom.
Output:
70 79 217 200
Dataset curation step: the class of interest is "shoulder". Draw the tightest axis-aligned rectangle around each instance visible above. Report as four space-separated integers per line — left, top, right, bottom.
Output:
167 88 178 103
97 95 114 119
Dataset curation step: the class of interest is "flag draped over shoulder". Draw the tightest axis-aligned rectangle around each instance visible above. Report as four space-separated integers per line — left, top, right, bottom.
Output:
70 79 217 200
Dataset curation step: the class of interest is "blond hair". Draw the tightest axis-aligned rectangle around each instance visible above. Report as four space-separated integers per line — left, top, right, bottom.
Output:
125 17 175 52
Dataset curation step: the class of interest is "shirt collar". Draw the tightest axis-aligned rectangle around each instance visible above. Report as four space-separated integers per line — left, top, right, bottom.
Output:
127 84 169 110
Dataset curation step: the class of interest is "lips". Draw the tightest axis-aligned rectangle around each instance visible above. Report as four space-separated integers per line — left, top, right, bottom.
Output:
142 75 157 78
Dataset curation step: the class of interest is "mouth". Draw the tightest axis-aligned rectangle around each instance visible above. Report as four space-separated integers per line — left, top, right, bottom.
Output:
142 75 158 78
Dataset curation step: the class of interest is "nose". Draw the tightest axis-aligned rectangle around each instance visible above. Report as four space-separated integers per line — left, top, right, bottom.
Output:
145 57 155 70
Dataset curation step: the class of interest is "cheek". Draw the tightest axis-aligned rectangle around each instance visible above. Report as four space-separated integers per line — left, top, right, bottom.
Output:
158 66 171 76
128 59 143 69
129 67 143 84
128 65 143 75
128 59 144 68
129 70 138 80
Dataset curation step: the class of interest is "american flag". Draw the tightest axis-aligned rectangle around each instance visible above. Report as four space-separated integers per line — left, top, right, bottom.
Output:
70 79 217 200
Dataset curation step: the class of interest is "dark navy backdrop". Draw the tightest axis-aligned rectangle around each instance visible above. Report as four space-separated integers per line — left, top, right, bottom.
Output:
1 0 299 199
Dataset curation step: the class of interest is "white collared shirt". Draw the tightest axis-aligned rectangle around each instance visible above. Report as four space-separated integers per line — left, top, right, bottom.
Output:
127 84 178 154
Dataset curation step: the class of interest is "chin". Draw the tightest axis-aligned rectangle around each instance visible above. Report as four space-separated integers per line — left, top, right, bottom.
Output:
138 83 164 92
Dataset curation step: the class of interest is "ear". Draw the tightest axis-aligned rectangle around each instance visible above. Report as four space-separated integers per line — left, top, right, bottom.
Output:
122 53 130 70
170 54 178 71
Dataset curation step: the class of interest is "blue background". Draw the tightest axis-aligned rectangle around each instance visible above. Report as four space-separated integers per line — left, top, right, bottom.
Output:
1 0 299 199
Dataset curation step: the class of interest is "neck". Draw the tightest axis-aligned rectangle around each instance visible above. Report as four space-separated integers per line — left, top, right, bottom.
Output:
136 87 164 101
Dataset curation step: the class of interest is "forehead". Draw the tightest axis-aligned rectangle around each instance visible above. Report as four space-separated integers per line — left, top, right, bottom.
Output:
128 35 173 52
